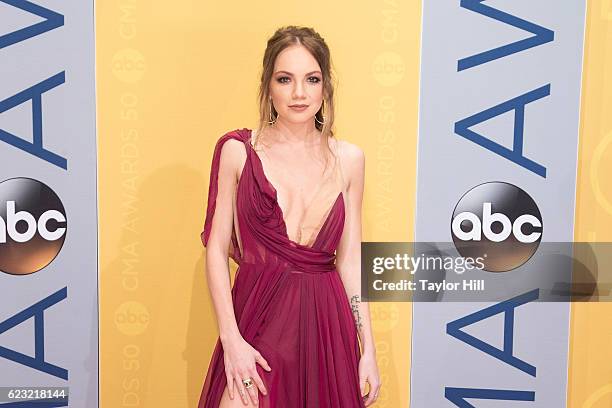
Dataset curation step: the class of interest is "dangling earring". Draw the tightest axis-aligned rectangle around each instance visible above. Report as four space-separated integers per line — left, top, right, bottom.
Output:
267 98 276 125
315 100 326 125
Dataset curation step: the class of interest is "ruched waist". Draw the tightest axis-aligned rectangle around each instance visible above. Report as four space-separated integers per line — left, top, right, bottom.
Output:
288 262 336 274
238 249 337 274
280 247 336 273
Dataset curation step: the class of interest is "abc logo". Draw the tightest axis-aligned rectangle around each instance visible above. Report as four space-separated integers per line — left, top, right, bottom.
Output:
112 48 146 83
370 304 400 333
0 178 67 275
372 51 405 87
451 182 542 272
114 301 150 336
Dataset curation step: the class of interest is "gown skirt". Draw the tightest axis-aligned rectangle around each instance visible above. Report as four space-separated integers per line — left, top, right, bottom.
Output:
197 128 366 408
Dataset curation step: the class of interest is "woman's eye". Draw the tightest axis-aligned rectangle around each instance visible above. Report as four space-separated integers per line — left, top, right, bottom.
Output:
277 76 290 83
308 76 321 83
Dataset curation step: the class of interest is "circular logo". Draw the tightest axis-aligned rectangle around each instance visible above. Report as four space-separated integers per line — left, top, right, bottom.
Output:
0 178 67 275
114 301 150 336
370 304 400 332
112 48 146 83
372 51 406 87
451 182 542 272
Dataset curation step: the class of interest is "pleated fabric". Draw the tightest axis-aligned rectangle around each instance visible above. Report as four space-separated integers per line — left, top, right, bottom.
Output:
198 128 365 408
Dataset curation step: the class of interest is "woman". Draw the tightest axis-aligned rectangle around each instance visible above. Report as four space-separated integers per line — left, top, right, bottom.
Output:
198 26 380 407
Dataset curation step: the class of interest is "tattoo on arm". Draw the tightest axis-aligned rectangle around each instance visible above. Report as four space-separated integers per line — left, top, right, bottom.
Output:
350 295 363 332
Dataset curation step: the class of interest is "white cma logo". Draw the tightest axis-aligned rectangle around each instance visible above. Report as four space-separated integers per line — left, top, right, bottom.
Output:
0 201 66 243
452 202 542 243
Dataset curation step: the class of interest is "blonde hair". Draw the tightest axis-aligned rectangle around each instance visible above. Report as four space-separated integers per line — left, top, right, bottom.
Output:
255 26 337 166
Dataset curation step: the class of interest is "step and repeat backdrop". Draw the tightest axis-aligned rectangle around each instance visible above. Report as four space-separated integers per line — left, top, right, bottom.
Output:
412 1 585 407
0 0 98 407
0 0 610 407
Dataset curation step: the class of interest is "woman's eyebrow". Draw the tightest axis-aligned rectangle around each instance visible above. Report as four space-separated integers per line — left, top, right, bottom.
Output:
274 70 322 76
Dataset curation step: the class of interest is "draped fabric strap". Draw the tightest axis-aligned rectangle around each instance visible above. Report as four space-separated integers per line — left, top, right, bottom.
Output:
201 129 249 263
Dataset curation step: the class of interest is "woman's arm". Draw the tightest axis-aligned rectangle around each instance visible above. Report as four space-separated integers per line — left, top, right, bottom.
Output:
336 141 374 353
204 139 270 405
205 138 245 343
335 141 380 406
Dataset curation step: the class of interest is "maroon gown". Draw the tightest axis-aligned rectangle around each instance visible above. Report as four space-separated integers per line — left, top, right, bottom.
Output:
198 128 366 407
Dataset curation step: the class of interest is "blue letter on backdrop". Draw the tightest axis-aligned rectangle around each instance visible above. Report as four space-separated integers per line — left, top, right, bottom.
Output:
458 0 554 71
446 289 539 377
0 0 64 50
0 288 68 380
454 85 549 178
0 73 68 169
445 388 535 407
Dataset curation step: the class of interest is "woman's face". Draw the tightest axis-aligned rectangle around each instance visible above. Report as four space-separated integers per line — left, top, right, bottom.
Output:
269 44 324 126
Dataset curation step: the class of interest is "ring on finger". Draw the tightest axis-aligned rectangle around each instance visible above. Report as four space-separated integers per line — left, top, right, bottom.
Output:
242 377 254 389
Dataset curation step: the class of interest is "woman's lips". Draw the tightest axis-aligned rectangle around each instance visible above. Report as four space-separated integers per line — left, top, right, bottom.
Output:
289 104 309 112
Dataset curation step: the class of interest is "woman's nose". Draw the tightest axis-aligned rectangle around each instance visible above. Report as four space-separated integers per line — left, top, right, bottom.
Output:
292 81 306 98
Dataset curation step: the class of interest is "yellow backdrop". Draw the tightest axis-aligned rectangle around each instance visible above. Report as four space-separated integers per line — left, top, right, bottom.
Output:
96 1 610 407
568 1 612 406
97 1 419 406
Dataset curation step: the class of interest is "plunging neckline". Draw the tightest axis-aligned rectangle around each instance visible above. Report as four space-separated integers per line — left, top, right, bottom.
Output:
242 129 344 249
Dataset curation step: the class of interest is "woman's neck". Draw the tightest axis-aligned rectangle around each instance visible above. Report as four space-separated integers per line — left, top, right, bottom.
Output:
270 120 320 146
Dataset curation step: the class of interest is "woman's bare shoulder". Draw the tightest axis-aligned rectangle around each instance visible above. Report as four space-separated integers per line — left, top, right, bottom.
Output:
331 138 365 191
216 135 247 175
334 138 365 168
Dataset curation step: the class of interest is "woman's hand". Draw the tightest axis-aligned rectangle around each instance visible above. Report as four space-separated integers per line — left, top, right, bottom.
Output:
222 335 272 406
359 349 381 406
